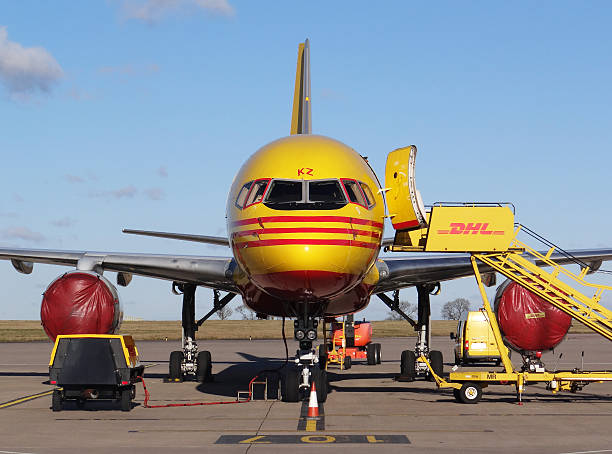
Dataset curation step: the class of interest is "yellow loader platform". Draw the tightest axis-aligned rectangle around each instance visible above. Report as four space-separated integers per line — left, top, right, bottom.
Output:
388 203 612 404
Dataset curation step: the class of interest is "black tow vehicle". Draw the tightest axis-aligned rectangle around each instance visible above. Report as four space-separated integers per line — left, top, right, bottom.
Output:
49 335 144 411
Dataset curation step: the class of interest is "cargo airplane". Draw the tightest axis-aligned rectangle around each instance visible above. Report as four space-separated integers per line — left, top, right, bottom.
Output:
2 40 612 402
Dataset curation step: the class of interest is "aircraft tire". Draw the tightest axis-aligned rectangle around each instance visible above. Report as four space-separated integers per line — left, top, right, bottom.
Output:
281 369 300 402
458 382 482 404
196 351 211 383
318 344 327 370
312 368 328 403
169 351 184 380
400 350 416 381
51 389 63 412
266 372 280 400
375 343 382 364
428 350 444 382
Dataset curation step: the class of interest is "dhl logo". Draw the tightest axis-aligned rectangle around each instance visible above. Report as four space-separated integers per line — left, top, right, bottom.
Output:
437 222 505 236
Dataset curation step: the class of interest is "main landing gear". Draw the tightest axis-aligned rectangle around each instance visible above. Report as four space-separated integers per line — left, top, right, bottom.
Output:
168 284 235 383
280 314 328 403
377 284 444 381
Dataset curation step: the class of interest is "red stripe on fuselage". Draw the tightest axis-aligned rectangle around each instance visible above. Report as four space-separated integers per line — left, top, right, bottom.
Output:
392 219 421 230
232 227 382 239
234 238 380 249
231 215 384 229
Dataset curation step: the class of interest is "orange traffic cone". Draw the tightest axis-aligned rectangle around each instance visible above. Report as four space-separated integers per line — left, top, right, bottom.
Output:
307 381 319 418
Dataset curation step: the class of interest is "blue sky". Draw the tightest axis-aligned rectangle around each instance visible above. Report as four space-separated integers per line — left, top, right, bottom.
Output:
1 1 612 320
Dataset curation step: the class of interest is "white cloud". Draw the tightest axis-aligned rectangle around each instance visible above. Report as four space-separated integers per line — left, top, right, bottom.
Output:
1 226 45 243
145 187 165 200
120 0 234 23
158 165 168 177
0 26 63 96
89 185 138 199
64 174 85 184
51 217 76 228
98 63 159 76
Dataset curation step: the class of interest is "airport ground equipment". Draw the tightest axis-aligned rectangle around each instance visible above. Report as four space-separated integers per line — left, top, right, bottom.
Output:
48 334 144 411
320 316 381 370
388 203 612 403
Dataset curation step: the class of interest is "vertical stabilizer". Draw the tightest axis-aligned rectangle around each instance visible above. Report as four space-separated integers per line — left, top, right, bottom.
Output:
290 39 311 135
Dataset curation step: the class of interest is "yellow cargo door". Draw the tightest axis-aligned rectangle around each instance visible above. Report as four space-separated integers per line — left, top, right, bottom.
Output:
385 145 427 231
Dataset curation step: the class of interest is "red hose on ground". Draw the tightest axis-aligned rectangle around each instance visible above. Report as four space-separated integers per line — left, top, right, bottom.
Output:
138 375 256 408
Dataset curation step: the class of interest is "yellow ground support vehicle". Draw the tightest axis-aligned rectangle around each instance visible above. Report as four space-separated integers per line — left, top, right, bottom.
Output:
389 203 612 404
49 334 144 411
451 310 508 366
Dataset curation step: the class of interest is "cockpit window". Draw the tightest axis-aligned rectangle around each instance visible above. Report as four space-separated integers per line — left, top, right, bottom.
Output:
342 179 367 207
244 179 270 207
263 179 348 210
308 180 345 203
235 181 252 209
266 180 304 204
359 182 376 208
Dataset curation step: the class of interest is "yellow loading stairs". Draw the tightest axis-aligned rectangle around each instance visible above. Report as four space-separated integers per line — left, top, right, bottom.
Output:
385 146 612 403
387 200 612 404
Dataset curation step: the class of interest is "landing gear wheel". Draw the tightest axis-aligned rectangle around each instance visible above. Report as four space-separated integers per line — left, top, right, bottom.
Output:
374 343 382 364
169 350 184 380
366 343 376 365
311 368 328 403
458 382 482 404
196 351 212 383
281 369 300 402
266 372 280 400
120 388 132 412
318 345 327 370
400 350 416 381
343 355 352 370
51 389 63 412
428 350 444 382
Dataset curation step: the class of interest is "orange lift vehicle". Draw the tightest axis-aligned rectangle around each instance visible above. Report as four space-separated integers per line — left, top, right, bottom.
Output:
319 315 381 370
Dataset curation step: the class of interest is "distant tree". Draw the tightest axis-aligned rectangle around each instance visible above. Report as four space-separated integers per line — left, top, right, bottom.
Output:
236 304 257 320
441 298 471 320
216 305 233 320
386 300 417 320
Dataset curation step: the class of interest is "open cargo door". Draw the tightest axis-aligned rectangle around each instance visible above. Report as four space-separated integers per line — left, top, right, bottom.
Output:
385 145 428 231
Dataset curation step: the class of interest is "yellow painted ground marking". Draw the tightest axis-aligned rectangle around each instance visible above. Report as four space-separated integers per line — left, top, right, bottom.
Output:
0 390 53 409
305 419 317 432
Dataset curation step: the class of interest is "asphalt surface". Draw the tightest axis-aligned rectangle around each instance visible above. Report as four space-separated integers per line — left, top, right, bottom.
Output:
1 334 612 453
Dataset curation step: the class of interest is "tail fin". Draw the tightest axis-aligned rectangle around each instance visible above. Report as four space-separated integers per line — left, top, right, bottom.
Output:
290 39 311 135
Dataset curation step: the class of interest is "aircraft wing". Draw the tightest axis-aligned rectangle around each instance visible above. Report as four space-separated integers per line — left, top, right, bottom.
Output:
373 249 612 293
0 248 239 292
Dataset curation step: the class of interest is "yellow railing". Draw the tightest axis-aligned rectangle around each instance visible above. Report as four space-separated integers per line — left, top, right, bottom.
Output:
474 236 612 342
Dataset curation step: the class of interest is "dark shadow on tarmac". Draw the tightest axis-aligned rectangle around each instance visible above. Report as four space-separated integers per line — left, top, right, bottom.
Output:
0 371 48 377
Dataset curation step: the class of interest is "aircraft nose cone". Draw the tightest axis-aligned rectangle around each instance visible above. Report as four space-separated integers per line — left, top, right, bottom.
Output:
252 269 360 300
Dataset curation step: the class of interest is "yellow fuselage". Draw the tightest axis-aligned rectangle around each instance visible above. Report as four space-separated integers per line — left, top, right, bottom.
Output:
226 135 384 317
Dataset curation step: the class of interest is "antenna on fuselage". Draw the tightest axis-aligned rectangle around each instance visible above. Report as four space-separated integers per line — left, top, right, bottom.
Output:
290 39 311 135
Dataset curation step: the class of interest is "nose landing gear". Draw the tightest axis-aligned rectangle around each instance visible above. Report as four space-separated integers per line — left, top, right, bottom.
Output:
280 315 328 402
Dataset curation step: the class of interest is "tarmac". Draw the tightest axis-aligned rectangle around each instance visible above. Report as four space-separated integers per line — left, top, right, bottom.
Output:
1 334 612 453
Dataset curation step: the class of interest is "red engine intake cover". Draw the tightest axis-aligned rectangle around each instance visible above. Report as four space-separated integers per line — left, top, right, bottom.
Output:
41 271 121 342
494 279 571 352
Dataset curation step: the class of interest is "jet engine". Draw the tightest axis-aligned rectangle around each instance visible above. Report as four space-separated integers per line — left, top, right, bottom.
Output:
41 271 123 342
494 279 571 353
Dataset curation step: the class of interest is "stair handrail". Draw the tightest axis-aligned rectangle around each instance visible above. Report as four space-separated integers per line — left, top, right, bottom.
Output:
501 237 612 292
513 223 590 270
